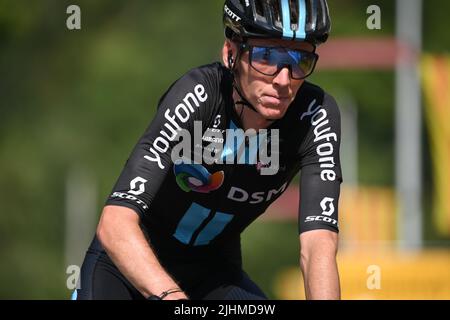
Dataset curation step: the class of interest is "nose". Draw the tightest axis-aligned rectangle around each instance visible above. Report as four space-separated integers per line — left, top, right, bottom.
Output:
273 66 291 88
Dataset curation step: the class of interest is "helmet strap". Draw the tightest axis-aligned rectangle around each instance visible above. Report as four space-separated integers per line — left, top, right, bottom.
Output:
228 43 260 115
233 83 258 113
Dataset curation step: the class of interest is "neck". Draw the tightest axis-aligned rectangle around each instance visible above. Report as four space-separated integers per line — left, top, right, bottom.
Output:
232 90 273 131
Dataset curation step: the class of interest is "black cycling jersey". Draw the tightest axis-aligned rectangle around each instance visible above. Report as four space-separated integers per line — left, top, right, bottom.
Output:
78 62 342 299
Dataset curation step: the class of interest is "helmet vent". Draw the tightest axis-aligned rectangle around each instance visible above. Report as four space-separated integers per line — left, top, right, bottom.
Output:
289 0 299 31
269 0 282 27
254 0 265 17
317 0 326 27
306 0 317 30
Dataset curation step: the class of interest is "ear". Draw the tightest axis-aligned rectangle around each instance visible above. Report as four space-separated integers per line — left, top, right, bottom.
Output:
222 40 235 68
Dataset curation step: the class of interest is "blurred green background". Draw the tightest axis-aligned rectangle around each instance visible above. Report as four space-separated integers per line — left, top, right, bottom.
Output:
0 0 449 299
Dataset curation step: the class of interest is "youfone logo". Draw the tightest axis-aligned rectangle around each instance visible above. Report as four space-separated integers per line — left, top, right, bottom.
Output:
128 177 147 196
143 84 208 170
224 5 242 22
300 99 338 182
174 162 224 193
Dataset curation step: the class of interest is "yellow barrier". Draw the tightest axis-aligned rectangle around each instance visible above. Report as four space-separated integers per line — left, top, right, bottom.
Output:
339 186 397 247
266 186 398 247
275 249 450 300
422 55 450 236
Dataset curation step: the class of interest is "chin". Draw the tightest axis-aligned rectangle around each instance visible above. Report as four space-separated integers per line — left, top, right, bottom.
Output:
258 104 289 120
263 112 284 120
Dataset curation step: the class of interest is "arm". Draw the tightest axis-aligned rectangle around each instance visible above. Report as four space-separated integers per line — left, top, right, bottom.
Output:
97 205 188 300
297 92 342 300
99 67 217 299
299 229 340 300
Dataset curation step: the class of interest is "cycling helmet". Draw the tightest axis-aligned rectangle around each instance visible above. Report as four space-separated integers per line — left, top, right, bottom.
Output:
224 0 331 46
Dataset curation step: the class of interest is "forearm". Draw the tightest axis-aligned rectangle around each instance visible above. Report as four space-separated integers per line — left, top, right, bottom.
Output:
299 230 340 300
300 251 340 299
97 206 187 299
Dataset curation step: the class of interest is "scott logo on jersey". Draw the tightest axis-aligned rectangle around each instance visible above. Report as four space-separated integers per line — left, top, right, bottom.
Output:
304 197 338 226
128 177 147 196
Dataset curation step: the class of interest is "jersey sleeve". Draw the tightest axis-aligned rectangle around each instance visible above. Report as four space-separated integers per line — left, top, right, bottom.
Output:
298 93 343 234
105 65 219 217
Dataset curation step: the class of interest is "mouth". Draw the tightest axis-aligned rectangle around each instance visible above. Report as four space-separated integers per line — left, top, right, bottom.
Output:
259 94 291 107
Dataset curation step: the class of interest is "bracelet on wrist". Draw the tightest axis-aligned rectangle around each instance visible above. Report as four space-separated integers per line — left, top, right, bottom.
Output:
147 288 184 300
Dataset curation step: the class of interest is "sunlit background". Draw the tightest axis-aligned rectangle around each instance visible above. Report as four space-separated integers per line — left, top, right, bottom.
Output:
0 0 449 299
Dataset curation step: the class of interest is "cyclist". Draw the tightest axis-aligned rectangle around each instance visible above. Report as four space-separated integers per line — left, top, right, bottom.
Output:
75 0 342 300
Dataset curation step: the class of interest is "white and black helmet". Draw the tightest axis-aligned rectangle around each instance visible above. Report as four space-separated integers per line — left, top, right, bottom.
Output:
224 0 331 46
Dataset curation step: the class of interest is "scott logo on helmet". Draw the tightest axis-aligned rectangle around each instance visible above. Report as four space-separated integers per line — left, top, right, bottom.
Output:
224 5 242 22
224 0 330 47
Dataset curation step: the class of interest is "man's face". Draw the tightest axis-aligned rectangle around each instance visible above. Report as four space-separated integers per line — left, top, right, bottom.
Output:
231 38 315 120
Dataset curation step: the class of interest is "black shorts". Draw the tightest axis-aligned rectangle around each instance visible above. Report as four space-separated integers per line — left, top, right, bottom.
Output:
73 238 268 300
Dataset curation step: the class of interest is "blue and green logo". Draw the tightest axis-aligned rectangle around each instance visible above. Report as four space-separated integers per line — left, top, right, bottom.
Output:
174 163 224 193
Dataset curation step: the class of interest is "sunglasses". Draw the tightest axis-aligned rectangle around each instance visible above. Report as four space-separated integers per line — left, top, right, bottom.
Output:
240 44 319 80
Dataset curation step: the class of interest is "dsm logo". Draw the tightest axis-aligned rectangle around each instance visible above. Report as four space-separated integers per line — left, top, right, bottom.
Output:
174 163 224 193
